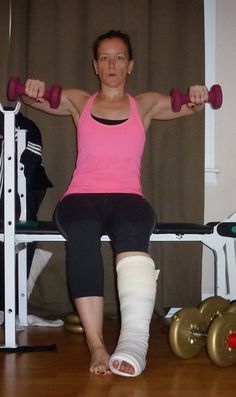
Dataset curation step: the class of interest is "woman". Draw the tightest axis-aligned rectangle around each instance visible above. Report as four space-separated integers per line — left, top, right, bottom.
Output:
22 30 207 377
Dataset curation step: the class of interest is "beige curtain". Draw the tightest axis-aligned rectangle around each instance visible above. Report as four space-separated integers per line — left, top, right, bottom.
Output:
1 0 204 317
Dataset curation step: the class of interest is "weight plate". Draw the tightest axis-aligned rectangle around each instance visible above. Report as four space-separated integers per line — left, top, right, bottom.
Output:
198 296 230 330
65 312 81 325
64 323 84 334
207 312 236 367
169 308 205 359
226 302 236 314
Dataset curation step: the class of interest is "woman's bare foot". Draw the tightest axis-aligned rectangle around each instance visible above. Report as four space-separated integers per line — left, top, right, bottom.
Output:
89 345 111 375
110 359 135 376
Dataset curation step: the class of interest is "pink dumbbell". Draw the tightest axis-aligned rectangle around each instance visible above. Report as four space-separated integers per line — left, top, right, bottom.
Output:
7 76 62 109
170 84 223 112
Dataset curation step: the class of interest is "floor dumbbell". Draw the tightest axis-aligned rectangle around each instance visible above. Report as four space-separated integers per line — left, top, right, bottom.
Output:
197 295 230 331
169 300 236 367
7 76 62 109
170 84 223 112
207 309 236 366
64 312 84 334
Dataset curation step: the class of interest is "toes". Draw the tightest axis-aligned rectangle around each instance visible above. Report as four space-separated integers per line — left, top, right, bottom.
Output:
90 364 111 376
113 360 120 369
111 359 135 376
120 361 135 375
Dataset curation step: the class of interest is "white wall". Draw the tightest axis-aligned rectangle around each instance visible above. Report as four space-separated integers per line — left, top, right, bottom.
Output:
202 0 236 294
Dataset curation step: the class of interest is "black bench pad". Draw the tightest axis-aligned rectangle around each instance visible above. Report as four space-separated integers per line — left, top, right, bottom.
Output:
0 220 214 235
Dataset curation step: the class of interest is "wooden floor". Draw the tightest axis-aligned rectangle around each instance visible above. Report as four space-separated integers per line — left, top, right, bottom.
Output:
0 317 236 397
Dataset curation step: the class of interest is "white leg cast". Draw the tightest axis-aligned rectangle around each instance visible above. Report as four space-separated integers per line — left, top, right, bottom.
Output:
109 255 159 377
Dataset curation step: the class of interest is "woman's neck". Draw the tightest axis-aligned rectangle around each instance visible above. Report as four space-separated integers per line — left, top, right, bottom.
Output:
98 85 126 101
92 90 130 120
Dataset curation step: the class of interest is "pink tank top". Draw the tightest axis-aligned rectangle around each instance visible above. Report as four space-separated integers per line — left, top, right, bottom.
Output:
63 93 146 197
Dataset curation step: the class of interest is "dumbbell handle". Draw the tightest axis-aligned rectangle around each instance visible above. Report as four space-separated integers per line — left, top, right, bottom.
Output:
191 330 236 349
191 330 208 338
170 84 223 112
7 76 62 109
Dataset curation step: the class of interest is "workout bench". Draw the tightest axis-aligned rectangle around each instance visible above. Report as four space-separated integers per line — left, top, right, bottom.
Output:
0 103 236 350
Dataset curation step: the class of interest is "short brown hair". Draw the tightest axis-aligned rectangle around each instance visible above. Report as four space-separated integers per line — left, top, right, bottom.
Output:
93 30 133 61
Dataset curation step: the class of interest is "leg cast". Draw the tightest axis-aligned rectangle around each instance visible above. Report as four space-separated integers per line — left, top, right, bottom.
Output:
109 255 159 377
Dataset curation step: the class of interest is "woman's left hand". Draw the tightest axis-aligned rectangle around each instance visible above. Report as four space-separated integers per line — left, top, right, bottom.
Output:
187 85 209 108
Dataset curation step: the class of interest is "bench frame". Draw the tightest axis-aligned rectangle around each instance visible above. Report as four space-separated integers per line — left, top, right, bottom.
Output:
0 103 236 350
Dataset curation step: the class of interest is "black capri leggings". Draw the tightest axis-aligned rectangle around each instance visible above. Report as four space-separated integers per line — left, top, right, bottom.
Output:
54 193 156 299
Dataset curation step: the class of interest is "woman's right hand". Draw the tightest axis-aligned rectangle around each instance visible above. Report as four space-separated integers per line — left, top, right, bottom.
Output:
25 79 46 103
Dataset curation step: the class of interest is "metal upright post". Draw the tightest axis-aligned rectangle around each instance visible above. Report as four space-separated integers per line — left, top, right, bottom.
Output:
0 103 21 348
17 128 28 326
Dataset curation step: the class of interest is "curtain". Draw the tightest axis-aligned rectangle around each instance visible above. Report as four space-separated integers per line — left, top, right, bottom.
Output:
0 0 10 100
0 0 205 317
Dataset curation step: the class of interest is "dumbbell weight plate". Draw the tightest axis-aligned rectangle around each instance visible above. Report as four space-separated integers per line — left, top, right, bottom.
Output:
65 312 81 325
198 296 230 330
207 312 236 367
64 323 84 334
226 302 236 314
169 308 205 359
64 312 84 333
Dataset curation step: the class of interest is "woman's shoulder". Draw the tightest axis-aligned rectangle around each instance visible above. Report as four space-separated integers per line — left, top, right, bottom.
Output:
65 89 95 116
134 92 162 119
134 91 162 105
65 88 90 105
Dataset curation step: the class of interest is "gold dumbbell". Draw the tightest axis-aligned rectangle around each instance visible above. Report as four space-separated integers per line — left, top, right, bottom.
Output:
226 301 236 314
169 299 236 367
197 296 230 330
207 311 236 366
64 312 84 334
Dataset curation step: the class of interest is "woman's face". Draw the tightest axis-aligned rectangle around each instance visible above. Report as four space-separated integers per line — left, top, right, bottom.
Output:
93 38 134 89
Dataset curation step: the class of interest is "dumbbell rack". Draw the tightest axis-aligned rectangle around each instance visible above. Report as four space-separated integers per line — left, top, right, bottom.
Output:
1 103 236 351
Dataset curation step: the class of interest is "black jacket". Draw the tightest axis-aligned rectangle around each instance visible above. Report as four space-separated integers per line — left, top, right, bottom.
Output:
0 108 53 220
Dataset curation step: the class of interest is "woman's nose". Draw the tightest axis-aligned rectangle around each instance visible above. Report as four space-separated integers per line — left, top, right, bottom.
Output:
108 57 115 67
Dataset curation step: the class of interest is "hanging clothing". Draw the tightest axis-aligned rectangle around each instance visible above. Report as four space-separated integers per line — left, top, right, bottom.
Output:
0 107 53 220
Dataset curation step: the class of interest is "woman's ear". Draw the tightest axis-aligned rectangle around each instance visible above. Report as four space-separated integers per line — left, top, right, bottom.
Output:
128 60 134 75
93 59 99 75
